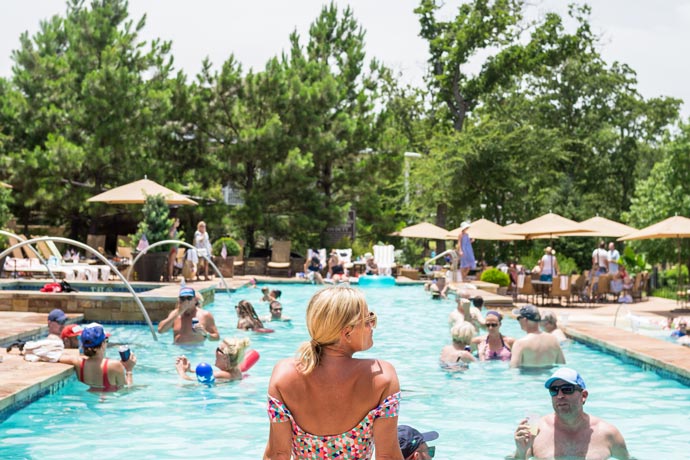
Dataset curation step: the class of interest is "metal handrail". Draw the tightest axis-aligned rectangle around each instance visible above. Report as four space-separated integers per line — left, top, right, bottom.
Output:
423 249 459 275
0 236 157 341
127 240 232 301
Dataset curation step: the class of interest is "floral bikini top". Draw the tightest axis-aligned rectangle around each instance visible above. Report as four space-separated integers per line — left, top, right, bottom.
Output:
267 391 401 459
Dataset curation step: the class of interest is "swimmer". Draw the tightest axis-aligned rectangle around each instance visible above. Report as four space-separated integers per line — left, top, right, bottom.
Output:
236 300 265 330
175 337 252 382
261 300 292 322
158 287 220 344
540 310 568 343
440 322 477 370
472 310 514 361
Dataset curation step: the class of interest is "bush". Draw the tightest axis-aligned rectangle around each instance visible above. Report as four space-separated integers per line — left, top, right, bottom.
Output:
212 237 241 257
660 264 688 288
480 267 510 287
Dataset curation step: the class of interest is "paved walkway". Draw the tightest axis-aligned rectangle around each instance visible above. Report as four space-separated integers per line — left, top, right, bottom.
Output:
1 278 689 422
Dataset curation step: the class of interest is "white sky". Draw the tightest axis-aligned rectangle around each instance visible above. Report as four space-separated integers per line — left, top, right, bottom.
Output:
2 0 689 117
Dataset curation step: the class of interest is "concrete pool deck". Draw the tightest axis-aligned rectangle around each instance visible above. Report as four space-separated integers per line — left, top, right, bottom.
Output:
0 277 689 422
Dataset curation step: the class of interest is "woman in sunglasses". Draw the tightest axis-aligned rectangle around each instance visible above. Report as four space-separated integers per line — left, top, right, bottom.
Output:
472 310 515 361
264 286 403 459
175 337 251 383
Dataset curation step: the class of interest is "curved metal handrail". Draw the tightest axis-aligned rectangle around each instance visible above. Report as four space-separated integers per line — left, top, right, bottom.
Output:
0 236 157 341
0 230 58 283
127 240 232 301
422 249 459 275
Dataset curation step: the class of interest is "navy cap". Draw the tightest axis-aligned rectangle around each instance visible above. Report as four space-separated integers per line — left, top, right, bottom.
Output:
512 304 541 322
398 425 439 458
48 309 68 323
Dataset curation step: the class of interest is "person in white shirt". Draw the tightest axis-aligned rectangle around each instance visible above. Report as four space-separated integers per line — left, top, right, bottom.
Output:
592 241 608 275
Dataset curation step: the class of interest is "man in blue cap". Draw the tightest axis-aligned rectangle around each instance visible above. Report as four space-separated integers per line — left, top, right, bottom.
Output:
514 367 630 460
158 287 219 344
46 308 68 340
398 424 439 459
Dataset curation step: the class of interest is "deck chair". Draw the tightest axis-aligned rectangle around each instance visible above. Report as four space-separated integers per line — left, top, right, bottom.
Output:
266 240 291 277
550 275 572 306
516 273 535 303
233 241 246 276
591 274 611 303
373 244 395 276
632 271 649 302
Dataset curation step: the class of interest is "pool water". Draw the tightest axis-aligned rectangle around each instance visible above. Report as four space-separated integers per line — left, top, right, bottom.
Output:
1 284 689 459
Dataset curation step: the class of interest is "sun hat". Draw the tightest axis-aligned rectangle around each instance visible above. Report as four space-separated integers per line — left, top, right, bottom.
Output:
512 304 541 321
364 252 373 259
398 425 439 458
60 324 83 339
80 324 108 348
544 367 586 389
179 287 195 298
195 362 215 384
48 309 68 323
460 221 471 231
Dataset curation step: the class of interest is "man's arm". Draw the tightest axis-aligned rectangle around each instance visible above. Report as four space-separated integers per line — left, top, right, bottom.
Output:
509 340 523 368
607 424 631 460
158 307 182 333
201 312 220 341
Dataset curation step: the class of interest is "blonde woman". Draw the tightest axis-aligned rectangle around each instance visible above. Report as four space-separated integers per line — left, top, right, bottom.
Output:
175 337 251 382
264 286 402 460
439 322 477 370
194 221 212 281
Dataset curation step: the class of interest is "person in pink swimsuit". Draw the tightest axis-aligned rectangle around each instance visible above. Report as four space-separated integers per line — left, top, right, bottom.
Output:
264 286 403 459
472 310 515 361
59 323 136 391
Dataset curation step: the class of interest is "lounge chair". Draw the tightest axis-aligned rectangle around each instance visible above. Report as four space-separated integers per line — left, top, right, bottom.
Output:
266 240 291 277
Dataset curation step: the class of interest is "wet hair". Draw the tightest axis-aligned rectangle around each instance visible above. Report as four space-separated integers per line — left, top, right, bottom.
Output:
296 286 367 374
83 341 105 357
219 337 250 367
485 310 503 321
451 322 476 344
270 289 282 299
236 300 263 326
471 296 484 308
269 300 282 311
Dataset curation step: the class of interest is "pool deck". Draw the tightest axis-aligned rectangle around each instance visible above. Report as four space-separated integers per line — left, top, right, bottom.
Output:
1 276 689 421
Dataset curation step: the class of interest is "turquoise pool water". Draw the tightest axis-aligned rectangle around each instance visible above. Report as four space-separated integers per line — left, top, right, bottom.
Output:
1 284 689 459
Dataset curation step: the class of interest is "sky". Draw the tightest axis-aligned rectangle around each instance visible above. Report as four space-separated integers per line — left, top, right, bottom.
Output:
2 0 689 118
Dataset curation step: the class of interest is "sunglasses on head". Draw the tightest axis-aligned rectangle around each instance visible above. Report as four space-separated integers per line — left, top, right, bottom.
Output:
179 296 194 302
548 384 580 396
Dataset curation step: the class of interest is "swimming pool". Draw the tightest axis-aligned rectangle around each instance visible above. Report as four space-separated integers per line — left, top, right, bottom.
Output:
1 284 689 459
0 281 156 293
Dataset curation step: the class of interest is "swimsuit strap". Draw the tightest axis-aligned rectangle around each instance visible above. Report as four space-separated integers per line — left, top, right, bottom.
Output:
102 358 109 388
79 357 85 382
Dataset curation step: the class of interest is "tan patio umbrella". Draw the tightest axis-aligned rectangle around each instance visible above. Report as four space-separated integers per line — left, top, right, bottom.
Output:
507 212 593 240
0 181 12 189
87 178 198 205
447 218 525 241
619 215 690 295
559 216 637 238
390 222 451 240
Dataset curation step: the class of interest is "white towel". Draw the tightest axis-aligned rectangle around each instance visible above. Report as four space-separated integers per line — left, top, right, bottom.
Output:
517 273 525 289
23 339 64 362
560 275 569 290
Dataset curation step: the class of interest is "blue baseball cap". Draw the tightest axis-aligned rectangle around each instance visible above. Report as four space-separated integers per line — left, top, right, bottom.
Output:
48 309 68 323
179 287 195 298
80 324 108 348
544 367 586 389
195 362 215 384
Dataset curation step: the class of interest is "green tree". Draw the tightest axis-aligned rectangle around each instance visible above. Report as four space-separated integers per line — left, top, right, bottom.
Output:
5 0 174 238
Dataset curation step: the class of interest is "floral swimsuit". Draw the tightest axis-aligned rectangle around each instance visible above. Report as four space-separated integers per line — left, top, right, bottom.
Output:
267 391 401 459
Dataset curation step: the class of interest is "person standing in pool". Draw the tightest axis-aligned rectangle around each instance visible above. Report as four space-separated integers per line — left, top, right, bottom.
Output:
510 304 565 368
264 286 403 459
158 287 219 344
513 367 631 460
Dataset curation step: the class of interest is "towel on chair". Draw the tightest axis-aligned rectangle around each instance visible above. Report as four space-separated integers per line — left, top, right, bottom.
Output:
517 274 525 289
560 275 569 290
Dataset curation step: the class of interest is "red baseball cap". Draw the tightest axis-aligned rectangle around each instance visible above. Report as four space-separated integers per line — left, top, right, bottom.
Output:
60 324 83 339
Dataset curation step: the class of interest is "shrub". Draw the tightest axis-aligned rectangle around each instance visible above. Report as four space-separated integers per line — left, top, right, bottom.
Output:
131 194 173 253
212 237 241 257
660 264 688 288
480 267 510 287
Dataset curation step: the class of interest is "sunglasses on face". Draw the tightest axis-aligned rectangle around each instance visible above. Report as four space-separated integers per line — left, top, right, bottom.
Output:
364 312 377 328
548 384 580 396
216 347 225 355
271 308 282 312
179 296 194 302
486 323 500 328
425 446 436 458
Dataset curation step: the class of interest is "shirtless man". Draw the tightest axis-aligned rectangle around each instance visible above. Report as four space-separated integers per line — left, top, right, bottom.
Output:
510 304 565 368
158 287 219 344
448 297 485 330
514 367 631 460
